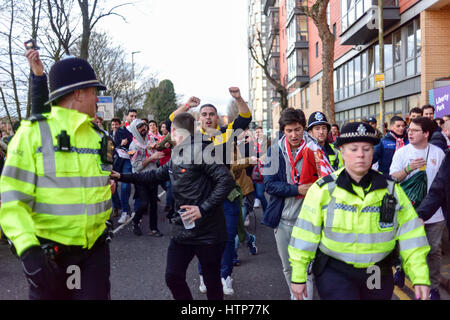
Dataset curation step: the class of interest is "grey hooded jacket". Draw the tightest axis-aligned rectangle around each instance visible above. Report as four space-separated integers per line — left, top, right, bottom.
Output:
128 119 157 173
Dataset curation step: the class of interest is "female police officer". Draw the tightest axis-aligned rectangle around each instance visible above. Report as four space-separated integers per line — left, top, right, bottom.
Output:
288 122 430 300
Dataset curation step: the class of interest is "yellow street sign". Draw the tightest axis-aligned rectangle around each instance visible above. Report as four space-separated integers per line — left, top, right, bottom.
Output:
375 73 385 88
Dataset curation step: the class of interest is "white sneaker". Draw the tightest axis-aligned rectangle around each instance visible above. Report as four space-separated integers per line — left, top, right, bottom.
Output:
221 276 234 295
199 275 207 293
253 198 261 208
244 216 250 227
118 212 129 224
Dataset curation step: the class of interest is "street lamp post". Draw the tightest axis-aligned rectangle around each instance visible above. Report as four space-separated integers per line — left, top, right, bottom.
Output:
131 51 141 108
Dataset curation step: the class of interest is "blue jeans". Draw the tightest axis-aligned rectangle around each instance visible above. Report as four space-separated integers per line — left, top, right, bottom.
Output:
198 199 239 279
233 203 251 260
253 182 267 212
120 159 132 213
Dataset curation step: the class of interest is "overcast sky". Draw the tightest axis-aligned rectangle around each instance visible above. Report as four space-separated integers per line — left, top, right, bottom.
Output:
104 0 250 115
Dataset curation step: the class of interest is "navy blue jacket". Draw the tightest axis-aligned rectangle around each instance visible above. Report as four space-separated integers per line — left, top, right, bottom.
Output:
417 150 450 235
113 126 133 171
372 132 408 176
262 143 300 228
113 126 133 150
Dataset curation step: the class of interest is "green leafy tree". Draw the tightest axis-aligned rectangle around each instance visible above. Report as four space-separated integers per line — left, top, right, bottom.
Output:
143 79 177 124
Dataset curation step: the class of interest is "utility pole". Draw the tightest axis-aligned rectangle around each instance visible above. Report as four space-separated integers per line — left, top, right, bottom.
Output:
378 0 385 133
131 51 141 109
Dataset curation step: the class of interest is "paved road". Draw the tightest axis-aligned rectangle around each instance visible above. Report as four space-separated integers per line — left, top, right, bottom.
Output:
1 189 449 300
0 189 290 300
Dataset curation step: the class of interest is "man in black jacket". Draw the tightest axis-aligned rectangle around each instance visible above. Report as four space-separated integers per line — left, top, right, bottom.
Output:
111 112 235 300
417 150 450 232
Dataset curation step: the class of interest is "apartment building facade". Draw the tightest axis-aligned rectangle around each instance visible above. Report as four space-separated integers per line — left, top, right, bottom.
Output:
257 0 450 133
248 0 272 133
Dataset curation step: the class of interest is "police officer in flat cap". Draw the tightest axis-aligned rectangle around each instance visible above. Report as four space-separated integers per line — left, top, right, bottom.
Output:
307 111 343 170
367 116 384 139
0 49 115 299
289 121 431 300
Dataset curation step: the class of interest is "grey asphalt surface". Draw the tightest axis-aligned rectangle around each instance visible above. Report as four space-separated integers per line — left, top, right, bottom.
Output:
2 188 450 300
0 188 290 300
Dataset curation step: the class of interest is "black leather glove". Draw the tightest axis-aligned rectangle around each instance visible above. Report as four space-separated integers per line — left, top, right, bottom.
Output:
20 246 59 292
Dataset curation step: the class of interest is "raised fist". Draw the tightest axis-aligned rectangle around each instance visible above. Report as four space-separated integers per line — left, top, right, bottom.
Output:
186 96 201 109
229 87 242 100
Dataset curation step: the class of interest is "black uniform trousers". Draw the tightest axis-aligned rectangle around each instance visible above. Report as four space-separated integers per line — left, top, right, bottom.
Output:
314 254 394 300
29 237 110 300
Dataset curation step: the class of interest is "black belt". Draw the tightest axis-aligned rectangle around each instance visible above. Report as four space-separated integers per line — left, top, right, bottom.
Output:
37 232 109 258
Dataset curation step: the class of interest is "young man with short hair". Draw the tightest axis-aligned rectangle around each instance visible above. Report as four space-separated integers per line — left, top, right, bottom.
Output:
262 108 316 300
422 105 448 152
169 88 252 295
306 112 343 171
329 124 340 143
390 117 445 300
410 107 423 120
372 116 408 176
111 112 235 300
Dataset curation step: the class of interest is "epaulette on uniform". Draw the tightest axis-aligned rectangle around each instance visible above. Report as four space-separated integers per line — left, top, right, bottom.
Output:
373 169 398 184
27 114 47 123
316 174 335 187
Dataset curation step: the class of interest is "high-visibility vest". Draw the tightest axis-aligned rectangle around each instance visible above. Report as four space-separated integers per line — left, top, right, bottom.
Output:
0 106 112 256
328 143 344 170
288 167 430 286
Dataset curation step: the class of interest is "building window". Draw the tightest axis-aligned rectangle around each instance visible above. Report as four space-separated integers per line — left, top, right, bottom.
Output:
317 78 321 95
340 66 345 99
316 42 319 58
406 19 421 77
361 51 368 91
334 70 338 99
272 34 280 53
368 46 375 89
297 15 308 41
341 0 373 33
384 34 393 84
348 59 354 97
326 3 330 26
393 29 402 81
297 49 309 76
354 55 361 95
333 23 337 40
306 87 310 108
301 89 305 109
416 19 421 73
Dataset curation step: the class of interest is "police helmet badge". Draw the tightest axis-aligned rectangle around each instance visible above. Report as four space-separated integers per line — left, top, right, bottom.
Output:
357 123 367 135
315 112 324 121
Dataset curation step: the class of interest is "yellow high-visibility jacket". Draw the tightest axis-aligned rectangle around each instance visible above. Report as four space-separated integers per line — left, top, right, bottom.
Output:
288 167 430 286
328 143 344 170
0 106 112 256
